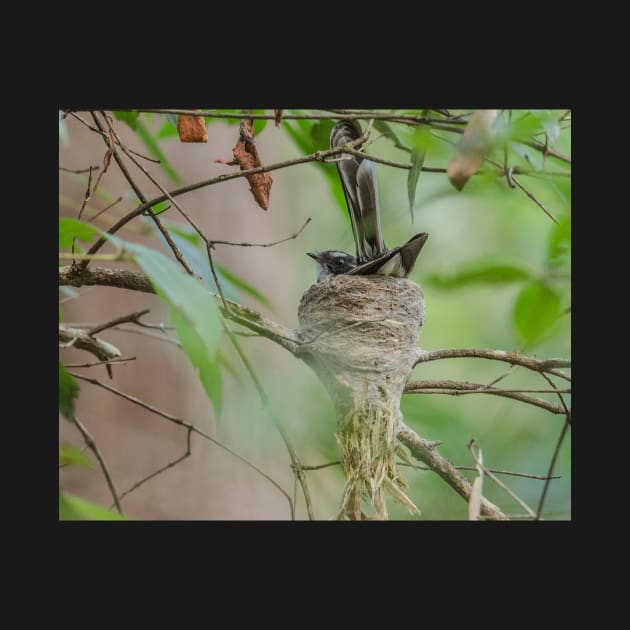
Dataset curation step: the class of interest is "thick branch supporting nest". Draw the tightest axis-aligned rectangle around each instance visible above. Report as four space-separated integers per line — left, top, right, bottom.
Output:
297 275 425 520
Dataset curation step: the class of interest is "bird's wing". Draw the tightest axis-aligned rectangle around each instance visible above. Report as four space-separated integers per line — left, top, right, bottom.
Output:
347 232 428 278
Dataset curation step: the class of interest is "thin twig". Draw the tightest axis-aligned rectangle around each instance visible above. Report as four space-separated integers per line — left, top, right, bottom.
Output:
89 196 123 224
209 217 312 248
71 414 123 515
79 135 430 261
468 439 537 519
87 308 150 335
76 166 94 222
301 459 560 481
59 325 121 362
511 174 558 223
60 165 100 174
69 372 294 516
222 324 311 520
404 379 566 414
90 112 194 275
396 423 508 520
535 373 571 520
64 357 136 368
415 347 570 378
115 427 193 505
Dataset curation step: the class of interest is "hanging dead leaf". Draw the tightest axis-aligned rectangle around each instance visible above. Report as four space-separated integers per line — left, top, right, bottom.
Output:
218 118 272 210
447 109 498 191
274 109 283 127
177 111 208 143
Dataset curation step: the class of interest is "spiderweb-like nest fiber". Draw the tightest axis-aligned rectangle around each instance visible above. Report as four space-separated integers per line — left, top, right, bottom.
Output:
297 274 425 520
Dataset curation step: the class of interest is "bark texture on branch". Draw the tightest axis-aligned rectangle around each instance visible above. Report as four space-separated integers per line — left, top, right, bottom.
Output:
297 275 425 520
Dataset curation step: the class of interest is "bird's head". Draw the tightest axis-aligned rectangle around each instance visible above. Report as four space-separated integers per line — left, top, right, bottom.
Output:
307 250 357 283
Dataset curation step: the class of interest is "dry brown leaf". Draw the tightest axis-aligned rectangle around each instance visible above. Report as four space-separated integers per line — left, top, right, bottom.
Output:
177 112 208 143
228 118 273 210
274 109 283 127
447 109 498 191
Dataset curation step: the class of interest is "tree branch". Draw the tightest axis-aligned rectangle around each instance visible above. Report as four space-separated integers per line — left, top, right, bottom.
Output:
71 414 123 515
59 324 122 362
70 372 294 517
59 265 302 356
90 111 194 275
404 379 567 415
396 424 508 520
415 347 570 378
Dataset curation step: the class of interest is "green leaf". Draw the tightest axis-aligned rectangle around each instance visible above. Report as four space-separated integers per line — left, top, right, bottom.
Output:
547 216 571 269
171 308 222 416
112 239 223 415
113 110 139 131
135 119 181 184
426 259 534 289
59 443 93 468
59 363 79 419
217 264 273 310
543 118 560 147
514 281 561 345
150 220 238 301
145 200 170 216
407 125 429 220
373 120 409 152
283 120 347 215
310 120 335 148
217 350 243 384
251 109 268 136
156 119 179 140
59 492 126 520
59 217 99 250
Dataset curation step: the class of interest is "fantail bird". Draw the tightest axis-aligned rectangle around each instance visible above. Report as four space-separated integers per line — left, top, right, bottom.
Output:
308 119 428 283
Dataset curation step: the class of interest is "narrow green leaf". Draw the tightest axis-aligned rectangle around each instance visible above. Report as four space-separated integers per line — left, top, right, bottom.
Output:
373 120 409 152
407 126 428 220
145 200 170 216
59 443 93 468
543 118 560 146
217 264 273 309
514 281 561 345
310 120 335 148
59 363 79 419
547 216 571 269
112 238 223 415
217 350 243 384
251 109 268 135
426 259 534 289
150 221 239 301
283 120 347 214
59 493 126 520
113 110 139 131
59 217 99 250
170 308 223 417
135 119 181 184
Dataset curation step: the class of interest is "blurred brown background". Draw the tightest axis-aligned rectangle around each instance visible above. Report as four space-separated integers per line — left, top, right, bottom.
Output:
59 114 346 519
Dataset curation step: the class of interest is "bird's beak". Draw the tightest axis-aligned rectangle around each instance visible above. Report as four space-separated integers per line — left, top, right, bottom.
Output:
307 251 321 262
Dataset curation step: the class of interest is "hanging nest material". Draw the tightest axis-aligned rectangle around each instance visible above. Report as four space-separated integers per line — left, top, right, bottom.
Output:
297 274 425 520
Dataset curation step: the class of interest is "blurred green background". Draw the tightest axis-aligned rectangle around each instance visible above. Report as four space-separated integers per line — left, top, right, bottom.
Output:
59 109 570 520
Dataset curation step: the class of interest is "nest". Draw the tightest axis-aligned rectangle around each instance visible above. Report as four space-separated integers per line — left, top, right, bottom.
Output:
297 275 425 519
